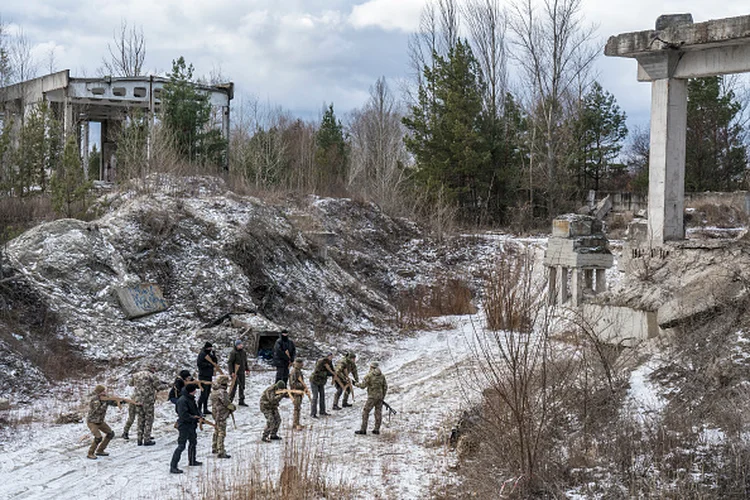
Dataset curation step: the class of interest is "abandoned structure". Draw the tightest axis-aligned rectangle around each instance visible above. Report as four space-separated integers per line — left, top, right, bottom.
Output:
0 70 234 179
544 214 614 307
606 13 750 245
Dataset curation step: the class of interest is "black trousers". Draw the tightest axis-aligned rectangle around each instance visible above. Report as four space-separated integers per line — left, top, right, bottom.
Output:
275 365 290 384
198 378 212 413
229 371 245 403
311 382 326 416
171 424 197 468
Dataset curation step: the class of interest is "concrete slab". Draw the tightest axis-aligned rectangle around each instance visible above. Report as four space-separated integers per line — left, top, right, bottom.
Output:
115 284 168 319
584 304 661 346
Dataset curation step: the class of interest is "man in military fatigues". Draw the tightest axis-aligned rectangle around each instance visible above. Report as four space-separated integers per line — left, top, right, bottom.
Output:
260 380 286 442
355 361 388 435
210 375 234 458
310 353 335 418
289 359 308 430
129 363 168 446
227 339 249 406
86 385 137 459
333 352 358 410
121 401 136 440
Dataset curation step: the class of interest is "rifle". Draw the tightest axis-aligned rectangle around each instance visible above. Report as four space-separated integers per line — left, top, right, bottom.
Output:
230 412 237 430
228 362 239 399
295 372 312 402
100 396 139 410
346 378 356 403
197 416 216 431
275 389 306 398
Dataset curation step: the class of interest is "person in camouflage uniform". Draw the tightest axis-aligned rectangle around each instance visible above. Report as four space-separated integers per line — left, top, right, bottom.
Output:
121 402 137 440
86 385 138 459
289 359 308 430
333 352 358 410
129 363 168 446
355 361 388 435
210 375 234 458
310 353 335 418
260 380 287 442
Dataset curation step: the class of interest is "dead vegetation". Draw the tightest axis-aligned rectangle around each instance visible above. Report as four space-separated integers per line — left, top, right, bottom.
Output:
395 276 475 330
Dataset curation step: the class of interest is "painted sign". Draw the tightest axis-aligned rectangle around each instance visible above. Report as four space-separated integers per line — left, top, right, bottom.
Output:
115 284 168 319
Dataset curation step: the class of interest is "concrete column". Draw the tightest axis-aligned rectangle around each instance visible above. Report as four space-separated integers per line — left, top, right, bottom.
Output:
596 269 607 294
222 105 230 169
557 266 568 305
648 77 687 244
548 266 558 304
82 121 90 179
63 97 74 137
570 269 583 307
584 269 594 290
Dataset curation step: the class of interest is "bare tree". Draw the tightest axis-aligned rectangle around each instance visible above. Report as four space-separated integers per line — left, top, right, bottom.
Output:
101 20 146 77
509 0 598 216
10 28 38 83
348 77 410 213
0 18 11 88
464 0 508 117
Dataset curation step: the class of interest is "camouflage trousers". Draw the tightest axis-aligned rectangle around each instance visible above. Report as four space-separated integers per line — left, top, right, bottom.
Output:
292 395 302 427
359 397 383 433
123 403 136 434
212 420 227 455
87 421 114 456
136 398 155 441
334 382 352 406
261 406 281 439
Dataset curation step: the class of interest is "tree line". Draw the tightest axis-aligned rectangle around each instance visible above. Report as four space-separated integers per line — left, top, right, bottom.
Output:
0 3 748 228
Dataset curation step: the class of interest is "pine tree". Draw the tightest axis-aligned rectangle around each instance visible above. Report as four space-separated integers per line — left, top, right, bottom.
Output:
686 76 747 192
314 104 348 192
50 136 91 217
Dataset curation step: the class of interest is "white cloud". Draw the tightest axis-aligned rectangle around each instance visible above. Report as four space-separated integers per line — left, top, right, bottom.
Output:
349 0 425 32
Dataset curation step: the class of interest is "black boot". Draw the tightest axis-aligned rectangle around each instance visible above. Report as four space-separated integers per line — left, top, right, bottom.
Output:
170 467 183 474
355 430 366 435
188 448 202 466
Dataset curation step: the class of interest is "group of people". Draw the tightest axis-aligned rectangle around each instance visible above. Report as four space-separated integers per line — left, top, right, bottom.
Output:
84 330 389 473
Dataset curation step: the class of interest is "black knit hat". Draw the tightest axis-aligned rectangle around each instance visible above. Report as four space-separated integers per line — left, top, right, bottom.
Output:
203 342 213 349
179 370 191 380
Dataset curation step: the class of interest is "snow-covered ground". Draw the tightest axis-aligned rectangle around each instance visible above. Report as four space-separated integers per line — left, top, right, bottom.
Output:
0 316 480 500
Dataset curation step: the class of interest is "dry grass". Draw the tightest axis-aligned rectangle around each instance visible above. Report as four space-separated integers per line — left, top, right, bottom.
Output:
395 277 475 330
0 195 57 244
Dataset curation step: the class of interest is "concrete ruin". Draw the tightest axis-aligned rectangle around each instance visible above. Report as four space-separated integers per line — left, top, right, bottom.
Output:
544 214 614 307
0 70 233 179
605 14 750 245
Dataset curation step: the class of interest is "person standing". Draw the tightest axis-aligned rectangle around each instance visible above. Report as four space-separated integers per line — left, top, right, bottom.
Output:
86 385 138 459
289 359 308 430
130 363 167 446
168 370 194 406
121 401 136 440
170 383 202 474
260 380 287 442
197 342 221 415
210 375 234 459
310 353 335 418
272 329 296 384
355 361 388 436
333 352 359 410
227 339 249 406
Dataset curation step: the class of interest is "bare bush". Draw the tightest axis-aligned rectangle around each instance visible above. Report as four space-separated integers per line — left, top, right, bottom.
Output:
396 276 474 330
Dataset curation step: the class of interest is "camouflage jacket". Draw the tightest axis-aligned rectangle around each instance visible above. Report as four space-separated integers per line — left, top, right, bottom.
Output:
335 357 359 382
260 383 284 411
210 387 232 424
86 393 117 424
310 357 333 385
289 366 305 391
129 370 167 403
357 367 387 400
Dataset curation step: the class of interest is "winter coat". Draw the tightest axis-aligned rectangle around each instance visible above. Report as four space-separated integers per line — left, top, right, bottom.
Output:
310 357 333 385
357 367 387 401
260 383 285 411
228 347 248 374
335 356 359 383
86 393 116 424
289 366 305 391
176 388 201 428
168 376 190 405
210 386 232 424
272 336 295 368
197 348 218 380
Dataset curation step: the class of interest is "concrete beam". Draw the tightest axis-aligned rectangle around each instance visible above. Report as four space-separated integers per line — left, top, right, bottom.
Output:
605 14 750 58
637 44 750 81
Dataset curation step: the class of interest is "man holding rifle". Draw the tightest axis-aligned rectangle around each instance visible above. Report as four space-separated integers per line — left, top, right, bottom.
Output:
86 384 139 460
310 353 335 418
227 339 248 407
332 352 358 410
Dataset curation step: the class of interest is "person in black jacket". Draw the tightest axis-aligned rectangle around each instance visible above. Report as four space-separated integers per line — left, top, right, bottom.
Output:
168 370 194 407
272 329 296 384
170 383 202 474
197 342 222 415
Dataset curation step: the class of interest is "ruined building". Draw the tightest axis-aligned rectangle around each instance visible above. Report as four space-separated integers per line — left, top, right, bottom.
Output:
0 70 234 180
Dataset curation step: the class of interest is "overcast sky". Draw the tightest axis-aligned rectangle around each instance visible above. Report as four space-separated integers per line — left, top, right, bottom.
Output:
2 1 749 130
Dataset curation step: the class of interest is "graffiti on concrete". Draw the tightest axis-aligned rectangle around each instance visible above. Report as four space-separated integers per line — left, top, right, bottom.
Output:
115 284 168 319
